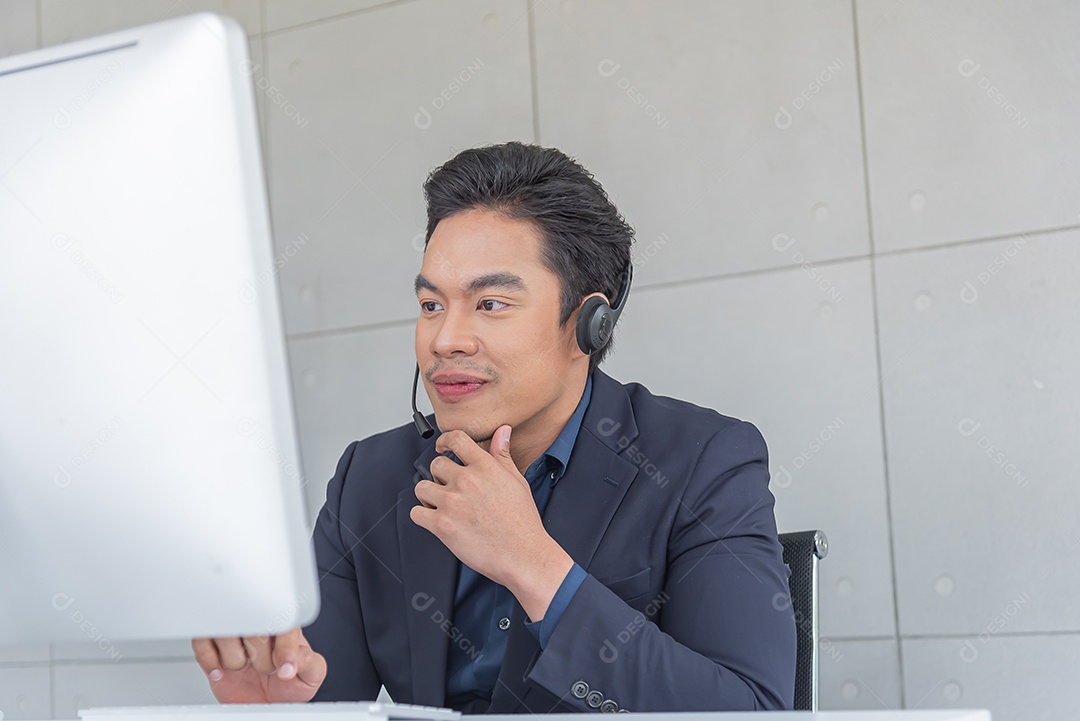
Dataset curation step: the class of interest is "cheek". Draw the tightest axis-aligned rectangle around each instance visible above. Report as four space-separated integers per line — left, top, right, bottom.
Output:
498 328 573 379
415 322 436 356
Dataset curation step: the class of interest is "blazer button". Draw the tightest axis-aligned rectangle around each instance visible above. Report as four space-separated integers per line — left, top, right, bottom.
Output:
599 700 619 713
571 681 589 699
586 691 604 709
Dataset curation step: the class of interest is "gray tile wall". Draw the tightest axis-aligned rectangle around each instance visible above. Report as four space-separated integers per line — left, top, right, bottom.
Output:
2 1 1076 719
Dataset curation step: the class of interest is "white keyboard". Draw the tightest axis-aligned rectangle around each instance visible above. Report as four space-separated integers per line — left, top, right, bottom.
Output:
79 702 461 721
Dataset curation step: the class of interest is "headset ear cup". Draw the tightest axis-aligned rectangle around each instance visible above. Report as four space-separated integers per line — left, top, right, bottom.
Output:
576 296 610 355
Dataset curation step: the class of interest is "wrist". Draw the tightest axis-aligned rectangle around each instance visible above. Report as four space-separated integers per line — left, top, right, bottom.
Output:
506 537 574 622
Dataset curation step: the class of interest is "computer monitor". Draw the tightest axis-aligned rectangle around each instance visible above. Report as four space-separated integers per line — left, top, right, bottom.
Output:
0 13 319 644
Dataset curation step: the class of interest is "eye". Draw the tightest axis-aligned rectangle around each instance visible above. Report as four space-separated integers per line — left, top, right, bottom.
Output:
479 299 508 311
420 300 443 313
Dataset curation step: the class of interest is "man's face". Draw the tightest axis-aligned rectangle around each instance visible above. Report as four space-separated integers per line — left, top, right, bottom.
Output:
414 209 585 445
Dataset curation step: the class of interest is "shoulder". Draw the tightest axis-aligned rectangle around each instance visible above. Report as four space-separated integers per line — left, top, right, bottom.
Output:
350 420 432 463
325 420 433 507
593 370 761 448
587 373 773 530
583 372 769 503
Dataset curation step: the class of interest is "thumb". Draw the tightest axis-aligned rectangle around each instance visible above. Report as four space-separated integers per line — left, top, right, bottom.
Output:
272 628 302 680
489 424 513 465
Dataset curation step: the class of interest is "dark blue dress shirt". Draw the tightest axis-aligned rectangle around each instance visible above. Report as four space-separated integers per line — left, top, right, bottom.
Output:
445 375 593 711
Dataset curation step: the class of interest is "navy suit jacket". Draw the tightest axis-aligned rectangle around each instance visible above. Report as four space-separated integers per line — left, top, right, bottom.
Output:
304 370 796 712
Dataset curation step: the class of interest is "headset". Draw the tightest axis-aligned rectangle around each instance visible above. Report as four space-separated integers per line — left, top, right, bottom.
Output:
575 260 633 356
411 259 634 438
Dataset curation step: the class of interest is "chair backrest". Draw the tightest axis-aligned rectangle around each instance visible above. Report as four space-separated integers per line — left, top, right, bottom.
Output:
778 530 829 711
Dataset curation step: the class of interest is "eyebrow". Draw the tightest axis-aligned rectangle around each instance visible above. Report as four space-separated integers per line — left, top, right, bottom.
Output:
414 271 527 295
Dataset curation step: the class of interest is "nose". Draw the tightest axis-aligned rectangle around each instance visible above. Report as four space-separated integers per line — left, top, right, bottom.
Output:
428 305 479 358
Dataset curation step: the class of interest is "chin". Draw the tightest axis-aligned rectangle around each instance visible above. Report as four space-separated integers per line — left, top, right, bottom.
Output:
433 411 495 443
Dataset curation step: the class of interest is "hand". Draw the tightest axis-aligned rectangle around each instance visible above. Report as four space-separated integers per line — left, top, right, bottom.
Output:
410 426 574 620
191 628 327 704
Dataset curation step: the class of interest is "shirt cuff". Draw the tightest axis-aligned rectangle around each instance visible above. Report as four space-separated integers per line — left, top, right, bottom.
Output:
524 562 588 648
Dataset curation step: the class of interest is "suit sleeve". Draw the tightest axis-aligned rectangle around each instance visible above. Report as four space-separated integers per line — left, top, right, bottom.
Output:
523 420 796 711
303 440 382 702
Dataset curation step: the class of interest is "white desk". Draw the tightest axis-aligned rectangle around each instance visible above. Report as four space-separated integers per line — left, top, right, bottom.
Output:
31 707 993 721
472 713 990 721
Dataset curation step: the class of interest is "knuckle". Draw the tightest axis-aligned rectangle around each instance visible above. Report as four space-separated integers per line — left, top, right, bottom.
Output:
222 656 247 671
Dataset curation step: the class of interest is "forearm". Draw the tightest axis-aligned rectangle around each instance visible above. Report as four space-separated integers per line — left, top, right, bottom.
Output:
524 571 794 712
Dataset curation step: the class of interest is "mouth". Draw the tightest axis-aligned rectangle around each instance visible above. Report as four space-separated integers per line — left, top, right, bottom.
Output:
431 373 489 401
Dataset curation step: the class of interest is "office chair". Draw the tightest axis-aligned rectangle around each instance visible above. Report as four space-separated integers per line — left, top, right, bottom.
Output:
778 530 829 711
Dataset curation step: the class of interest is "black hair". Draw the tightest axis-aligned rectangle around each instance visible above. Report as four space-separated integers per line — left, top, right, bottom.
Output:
422 141 634 372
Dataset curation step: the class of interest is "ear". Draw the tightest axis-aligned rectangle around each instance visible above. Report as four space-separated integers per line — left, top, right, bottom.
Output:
579 291 611 307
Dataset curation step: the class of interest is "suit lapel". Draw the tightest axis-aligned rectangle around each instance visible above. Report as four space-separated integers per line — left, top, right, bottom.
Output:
541 428 640 562
491 372 641 713
397 441 459 707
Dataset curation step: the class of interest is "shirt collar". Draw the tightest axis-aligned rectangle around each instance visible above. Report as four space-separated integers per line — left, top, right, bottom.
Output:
524 373 593 486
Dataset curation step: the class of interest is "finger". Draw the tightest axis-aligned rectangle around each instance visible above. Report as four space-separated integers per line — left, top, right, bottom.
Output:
487 425 526 485
271 628 302 680
274 629 327 687
242 634 275 674
414 478 444 509
434 429 488 464
214 637 250 672
427 455 464 485
294 644 328 687
487 425 513 461
409 503 436 531
192 638 225 682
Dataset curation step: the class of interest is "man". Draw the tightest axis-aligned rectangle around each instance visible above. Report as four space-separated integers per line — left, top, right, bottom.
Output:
193 142 796 712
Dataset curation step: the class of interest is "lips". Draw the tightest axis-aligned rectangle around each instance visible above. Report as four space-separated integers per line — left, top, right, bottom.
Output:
431 373 489 401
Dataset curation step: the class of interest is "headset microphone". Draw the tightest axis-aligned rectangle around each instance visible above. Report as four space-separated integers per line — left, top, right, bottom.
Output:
411 364 434 438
